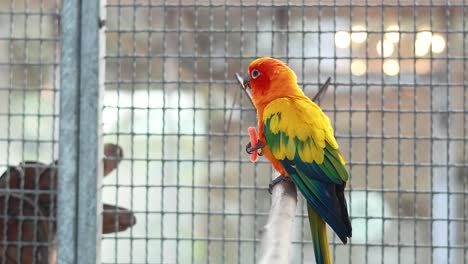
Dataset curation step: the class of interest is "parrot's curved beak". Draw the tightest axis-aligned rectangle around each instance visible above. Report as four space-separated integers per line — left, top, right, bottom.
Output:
242 75 251 90
234 73 255 108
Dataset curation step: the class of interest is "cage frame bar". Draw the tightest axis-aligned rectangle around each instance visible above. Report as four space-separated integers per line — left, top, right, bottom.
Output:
58 0 105 263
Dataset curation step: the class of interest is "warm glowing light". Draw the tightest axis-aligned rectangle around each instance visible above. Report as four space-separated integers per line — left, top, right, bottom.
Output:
431 34 446 53
383 60 399 76
417 31 433 42
351 25 367 43
385 25 400 43
351 60 367 76
415 31 432 56
335 31 351 48
376 40 394 57
415 39 430 56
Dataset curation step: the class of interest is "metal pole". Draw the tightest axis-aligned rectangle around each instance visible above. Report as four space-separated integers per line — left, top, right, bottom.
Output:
58 0 104 263
58 0 81 262
77 0 104 262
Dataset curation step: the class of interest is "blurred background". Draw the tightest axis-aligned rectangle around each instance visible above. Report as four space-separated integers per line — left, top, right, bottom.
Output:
0 0 467 263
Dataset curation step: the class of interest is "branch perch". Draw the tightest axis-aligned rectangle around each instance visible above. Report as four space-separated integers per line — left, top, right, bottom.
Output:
258 177 297 264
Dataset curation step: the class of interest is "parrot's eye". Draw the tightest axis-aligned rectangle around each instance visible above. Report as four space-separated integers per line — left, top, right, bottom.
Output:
251 69 261 79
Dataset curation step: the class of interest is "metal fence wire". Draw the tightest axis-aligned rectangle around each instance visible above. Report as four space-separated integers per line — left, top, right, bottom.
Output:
0 0 60 263
1 0 467 263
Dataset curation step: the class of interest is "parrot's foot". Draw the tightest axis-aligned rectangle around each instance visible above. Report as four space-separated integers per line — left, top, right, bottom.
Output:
246 141 264 156
268 175 292 194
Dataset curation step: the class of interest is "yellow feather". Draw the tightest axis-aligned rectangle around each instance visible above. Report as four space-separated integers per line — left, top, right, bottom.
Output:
314 141 325 164
313 128 326 148
298 141 306 162
326 132 339 149
296 128 309 141
273 143 282 159
338 152 346 165
278 133 287 160
264 96 340 164
299 139 313 163
310 139 320 163
286 137 296 160
270 114 280 133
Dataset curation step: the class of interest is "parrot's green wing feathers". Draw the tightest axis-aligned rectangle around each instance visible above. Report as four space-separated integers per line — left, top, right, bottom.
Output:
263 98 352 243
264 119 347 184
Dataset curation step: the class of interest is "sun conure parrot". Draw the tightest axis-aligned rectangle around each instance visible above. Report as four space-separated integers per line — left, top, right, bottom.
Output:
242 57 352 264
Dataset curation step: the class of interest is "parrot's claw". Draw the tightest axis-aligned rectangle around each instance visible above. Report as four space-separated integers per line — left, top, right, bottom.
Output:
246 141 264 155
268 175 292 194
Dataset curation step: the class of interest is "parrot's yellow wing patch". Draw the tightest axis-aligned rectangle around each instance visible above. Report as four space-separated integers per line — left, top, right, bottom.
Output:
263 97 348 183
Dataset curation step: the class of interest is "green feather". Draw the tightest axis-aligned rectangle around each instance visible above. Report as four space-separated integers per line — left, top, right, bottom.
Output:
324 145 349 181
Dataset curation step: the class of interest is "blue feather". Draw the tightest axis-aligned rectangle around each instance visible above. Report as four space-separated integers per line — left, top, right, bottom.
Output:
281 160 351 243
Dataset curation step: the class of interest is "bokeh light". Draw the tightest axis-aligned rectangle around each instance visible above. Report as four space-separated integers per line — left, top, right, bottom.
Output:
431 34 446 53
385 25 400 43
351 25 367 43
351 60 367 76
383 59 400 76
415 31 432 56
335 31 351 48
376 39 394 57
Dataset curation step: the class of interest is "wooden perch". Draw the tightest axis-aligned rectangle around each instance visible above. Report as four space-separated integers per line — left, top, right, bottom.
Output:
258 178 297 264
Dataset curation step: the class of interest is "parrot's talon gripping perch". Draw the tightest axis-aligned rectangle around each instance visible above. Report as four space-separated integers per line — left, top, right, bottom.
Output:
246 141 264 155
268 175 292 194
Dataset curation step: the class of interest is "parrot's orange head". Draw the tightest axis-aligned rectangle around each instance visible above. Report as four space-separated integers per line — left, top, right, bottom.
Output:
243 57 302 108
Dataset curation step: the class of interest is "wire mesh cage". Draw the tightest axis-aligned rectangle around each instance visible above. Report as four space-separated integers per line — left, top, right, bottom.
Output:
0 0 60 263
102 1 467 263
1 0 467 263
